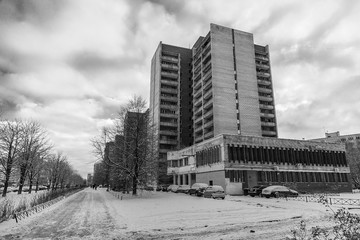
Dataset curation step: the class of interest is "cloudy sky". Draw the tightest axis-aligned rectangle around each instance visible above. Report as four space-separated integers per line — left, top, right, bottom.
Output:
1 0 359 177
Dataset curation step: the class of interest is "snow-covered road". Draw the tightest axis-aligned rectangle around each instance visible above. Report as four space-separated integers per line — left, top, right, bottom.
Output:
1 188 352 239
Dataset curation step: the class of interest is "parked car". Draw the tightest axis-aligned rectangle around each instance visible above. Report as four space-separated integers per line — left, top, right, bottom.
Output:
248 185 268 197
203 185 226 199
156 184 170 192
167 185 179 192
261 185 299 198
189 183 208 196
175 185 190 193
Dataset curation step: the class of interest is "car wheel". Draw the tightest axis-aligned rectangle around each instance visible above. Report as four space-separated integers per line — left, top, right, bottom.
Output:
250 194 255 197
274 192 280 198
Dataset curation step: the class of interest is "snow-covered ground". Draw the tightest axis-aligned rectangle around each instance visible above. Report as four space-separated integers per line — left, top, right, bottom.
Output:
0 188 359 239
0 190 47 212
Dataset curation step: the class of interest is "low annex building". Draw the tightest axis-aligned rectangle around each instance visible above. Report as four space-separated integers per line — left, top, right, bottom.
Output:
167 134 352 195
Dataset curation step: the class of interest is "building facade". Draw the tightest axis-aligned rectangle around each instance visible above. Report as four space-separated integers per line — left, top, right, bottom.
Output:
168 134 352 194
150 23 278 183
192 24 277 144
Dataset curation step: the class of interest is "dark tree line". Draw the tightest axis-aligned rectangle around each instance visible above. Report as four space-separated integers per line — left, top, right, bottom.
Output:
0 119 84 197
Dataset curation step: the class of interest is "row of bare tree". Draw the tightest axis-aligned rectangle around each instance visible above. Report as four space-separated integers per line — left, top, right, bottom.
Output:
91 96 158 195
0 119 84 197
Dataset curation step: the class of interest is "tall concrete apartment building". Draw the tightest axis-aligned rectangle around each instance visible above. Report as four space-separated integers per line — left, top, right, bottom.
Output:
191 24 277 143
150 23 278 183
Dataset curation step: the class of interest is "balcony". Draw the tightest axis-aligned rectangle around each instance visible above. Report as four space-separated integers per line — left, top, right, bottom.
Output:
259 104 274 110
161 63 178 70
161 79 178 87
255 55 269 61
161 87 177 94
262 130 277 136
202 61 212 74
256 63 270 70
258 87 272 94
204 131 214 140
193 79 202 91
194 87 202 99
160 112 178 118
257 80 271 86
203 89 212 101
203 108 213 119
160 121 178 127
260 112 275 118
203 98 213 110
257 72 271 78
195 135 203 143
161 71 178 79
194 116 202 126
160 95 178 102
202 70 212 83
203 119 214 129
261 122 276 127
193 97 202 108
159 139 178 145
160 104 177 110
202 47 211 60
159 130 178 136
162 56 178 62
194 65 201 75
259 96 273 102
203 80 212 92
194 108 202 117
194 126 203 136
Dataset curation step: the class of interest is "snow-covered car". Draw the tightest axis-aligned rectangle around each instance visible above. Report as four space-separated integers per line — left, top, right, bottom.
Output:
203 185 225 199
175 185 190 193
189 183 208 196
261 185 298 198
167 185 179 192
248 185 268 197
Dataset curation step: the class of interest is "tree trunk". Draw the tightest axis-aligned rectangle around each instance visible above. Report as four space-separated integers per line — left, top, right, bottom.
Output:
18 165 27 194
28 179 33 194
2 160 13 197
35 179 39 193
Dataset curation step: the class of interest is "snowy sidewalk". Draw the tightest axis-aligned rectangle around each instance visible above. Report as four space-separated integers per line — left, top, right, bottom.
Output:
0 188 338 239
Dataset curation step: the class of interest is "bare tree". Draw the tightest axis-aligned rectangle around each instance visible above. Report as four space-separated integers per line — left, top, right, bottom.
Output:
0 119 23 197
90 126 115 189
17 121 52 194
114 95 158 195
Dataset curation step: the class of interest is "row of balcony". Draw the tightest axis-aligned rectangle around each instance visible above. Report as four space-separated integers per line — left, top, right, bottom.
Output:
161 79 178 87
161 63 178 70
258 95 273 102
160 112 178 118
260 112 275 118
261 121 276 127
262 130 277 136
257 80 271 86
162 55 178 62
258 87 272 94
256 63 270 70
259 104 274 110
161 71 178 79
161 87 177 94
255 55 269 61
159 138 178 145
257 72 271 78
